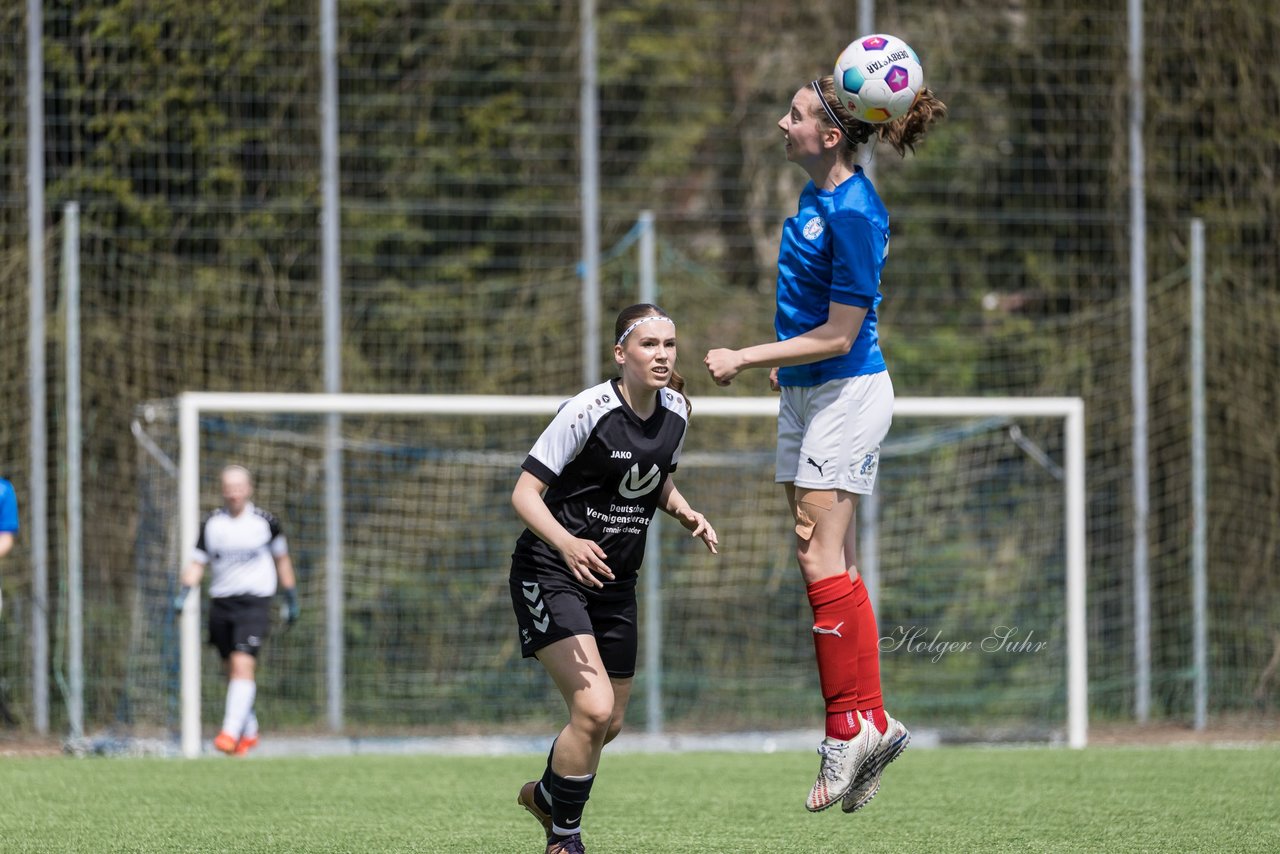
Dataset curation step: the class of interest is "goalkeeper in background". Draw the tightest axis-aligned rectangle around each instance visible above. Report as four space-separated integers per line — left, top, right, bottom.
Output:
174 464 299 756
705 68 945 813
510 304 719 854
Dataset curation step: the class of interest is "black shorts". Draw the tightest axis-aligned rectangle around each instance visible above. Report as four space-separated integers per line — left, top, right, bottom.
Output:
208 595 273 659
509 563 638 679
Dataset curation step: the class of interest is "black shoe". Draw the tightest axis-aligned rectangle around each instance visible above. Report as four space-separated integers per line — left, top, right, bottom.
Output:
546 833 586 854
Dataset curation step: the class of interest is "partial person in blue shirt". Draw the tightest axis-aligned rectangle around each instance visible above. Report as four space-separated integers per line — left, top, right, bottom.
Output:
705 70 946 816
0 477 17 558
0 476 18 620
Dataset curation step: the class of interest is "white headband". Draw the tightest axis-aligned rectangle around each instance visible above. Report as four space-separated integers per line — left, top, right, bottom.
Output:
616 314 675 346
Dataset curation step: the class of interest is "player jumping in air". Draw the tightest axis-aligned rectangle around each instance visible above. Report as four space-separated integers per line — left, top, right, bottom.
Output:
705 68 945 813
511 304 719 854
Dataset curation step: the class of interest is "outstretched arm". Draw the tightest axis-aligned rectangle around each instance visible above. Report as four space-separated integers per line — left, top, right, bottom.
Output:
660 479 718 555
704 301 868 386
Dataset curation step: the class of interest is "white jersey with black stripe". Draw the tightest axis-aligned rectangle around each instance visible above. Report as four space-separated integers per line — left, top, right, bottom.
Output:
514 378 688 586
192 502 289 598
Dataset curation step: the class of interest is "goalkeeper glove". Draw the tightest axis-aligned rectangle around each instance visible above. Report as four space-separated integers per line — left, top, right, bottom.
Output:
282 587 300 626
172 586 194 615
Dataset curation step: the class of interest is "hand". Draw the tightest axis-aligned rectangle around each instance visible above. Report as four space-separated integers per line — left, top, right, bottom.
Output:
768 367 780 392
282 588 300 626
172 586 194 616
673 507 719 555
556 537 613 588
704 348 744 386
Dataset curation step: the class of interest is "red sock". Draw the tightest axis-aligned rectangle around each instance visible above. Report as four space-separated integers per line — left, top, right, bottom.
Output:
850 574 887 733
806 574 860 737
826 709 860 740
861 708 888 734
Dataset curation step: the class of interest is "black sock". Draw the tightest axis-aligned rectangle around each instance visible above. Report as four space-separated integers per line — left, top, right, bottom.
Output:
535 740 555 814
549 770 594 837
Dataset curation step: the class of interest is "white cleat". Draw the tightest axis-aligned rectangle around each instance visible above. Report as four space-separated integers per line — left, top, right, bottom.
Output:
804 723 876 812
841 714 911 814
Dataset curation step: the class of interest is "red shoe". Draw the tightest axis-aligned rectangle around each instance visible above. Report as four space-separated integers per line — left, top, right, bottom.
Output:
213 732 237 754
234 733 259 756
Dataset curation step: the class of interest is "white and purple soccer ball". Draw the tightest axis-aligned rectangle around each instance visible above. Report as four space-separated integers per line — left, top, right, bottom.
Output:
832 34 924 125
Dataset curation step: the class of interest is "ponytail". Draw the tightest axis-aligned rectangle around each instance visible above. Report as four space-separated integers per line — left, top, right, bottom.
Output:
813 77 947 159
876 87 947 156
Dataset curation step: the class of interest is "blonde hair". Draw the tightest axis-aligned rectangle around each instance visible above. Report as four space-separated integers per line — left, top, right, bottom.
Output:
220 464 252 484
811 76 947 159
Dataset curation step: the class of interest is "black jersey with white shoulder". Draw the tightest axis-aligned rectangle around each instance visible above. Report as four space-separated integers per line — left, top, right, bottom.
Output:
514 378 688 587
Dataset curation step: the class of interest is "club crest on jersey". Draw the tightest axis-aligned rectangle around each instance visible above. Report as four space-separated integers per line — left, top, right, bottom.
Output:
803 216 825 240
618 463 661 498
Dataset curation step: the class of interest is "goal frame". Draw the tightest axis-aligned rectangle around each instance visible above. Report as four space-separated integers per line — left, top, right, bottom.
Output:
175 392 1086 756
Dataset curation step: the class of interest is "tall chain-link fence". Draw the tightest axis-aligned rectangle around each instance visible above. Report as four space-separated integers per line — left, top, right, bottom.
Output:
0 0 1276 737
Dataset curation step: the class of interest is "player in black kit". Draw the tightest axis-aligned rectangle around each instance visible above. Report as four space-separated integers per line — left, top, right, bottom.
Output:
511 304 719 854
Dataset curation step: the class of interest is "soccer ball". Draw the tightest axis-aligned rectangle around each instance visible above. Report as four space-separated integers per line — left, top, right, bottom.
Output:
832 34 924 124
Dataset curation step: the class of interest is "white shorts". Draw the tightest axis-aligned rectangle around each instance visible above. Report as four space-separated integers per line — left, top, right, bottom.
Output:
775 371 894 494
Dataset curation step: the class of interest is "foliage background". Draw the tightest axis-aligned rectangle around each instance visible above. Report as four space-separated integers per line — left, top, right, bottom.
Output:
0 0 1276 733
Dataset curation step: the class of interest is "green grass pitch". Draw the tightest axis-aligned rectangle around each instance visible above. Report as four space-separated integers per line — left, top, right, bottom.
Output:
1 746 1277 852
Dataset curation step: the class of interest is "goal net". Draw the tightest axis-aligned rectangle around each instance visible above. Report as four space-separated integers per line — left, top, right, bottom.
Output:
128 393 1084 756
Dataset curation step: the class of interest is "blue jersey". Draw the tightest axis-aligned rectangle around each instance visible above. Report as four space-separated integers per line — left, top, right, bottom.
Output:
0 478 17 534
775 167 888 387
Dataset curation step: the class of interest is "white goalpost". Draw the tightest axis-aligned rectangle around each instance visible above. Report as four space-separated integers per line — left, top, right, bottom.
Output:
173 392 1086 758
